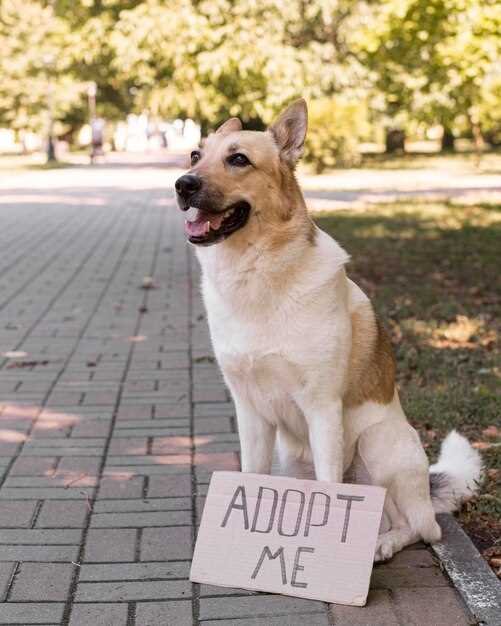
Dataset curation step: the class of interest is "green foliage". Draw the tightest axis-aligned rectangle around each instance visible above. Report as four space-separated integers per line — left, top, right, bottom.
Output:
304 97 369 172
109 0 367 128
361 0 501 135
1 0 500 160
0 0 83 133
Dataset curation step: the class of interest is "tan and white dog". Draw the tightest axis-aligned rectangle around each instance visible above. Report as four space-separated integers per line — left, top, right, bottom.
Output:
175 99 482 560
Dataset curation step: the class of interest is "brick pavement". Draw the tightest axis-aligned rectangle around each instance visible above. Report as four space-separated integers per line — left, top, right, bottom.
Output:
0 163 473 625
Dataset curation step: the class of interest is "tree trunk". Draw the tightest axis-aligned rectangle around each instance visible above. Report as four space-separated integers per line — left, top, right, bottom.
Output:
467 112 484 167
441 127 455 151
385 128 405 153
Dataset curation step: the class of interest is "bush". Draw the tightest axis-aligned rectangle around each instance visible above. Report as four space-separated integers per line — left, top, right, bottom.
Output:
303 97 368 173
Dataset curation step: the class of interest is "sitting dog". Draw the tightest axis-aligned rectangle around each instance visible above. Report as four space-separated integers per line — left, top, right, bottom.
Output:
175 99 482 560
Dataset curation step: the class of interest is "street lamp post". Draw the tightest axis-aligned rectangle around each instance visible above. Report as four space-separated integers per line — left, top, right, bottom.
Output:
43 54 56 162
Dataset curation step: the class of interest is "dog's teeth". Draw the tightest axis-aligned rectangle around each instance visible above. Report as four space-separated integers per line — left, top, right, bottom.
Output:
205 221 211 234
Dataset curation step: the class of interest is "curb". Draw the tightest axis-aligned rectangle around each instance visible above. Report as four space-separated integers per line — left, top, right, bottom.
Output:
432 513 501 626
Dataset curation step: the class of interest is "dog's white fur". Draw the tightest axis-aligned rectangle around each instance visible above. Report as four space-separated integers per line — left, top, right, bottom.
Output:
184 99 482 561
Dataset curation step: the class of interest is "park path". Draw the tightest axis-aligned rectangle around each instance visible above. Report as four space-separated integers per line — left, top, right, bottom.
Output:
0 159 473 625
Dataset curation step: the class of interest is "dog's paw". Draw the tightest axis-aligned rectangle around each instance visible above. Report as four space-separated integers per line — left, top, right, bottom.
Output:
374 532 398 562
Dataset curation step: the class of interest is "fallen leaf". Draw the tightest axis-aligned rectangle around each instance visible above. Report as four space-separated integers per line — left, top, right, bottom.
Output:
2 351 28 358
128 335 147 342
6 360 49 369
482 425 499 439
140 276 156 289
472 441 494 450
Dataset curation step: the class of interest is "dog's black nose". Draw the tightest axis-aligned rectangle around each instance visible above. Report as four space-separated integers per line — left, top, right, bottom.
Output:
175 174 202 200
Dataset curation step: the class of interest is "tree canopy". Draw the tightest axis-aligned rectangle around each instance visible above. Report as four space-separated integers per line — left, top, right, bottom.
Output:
1 0 500 155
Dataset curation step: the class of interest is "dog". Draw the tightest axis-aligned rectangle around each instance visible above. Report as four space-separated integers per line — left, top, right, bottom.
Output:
175 99 482 560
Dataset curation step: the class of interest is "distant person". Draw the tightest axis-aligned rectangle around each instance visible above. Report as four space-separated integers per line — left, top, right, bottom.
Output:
91 117 105 163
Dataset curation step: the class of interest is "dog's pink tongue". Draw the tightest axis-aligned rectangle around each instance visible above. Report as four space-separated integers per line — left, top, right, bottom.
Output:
185 210 225 237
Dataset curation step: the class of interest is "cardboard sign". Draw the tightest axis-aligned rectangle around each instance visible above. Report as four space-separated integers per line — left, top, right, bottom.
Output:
190 471 386 606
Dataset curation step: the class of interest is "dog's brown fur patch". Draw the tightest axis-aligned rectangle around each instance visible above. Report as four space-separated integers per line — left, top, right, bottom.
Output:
344 305 396 407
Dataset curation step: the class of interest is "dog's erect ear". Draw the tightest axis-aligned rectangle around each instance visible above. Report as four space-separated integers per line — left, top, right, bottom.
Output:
269 99 308 166
215 118 243 135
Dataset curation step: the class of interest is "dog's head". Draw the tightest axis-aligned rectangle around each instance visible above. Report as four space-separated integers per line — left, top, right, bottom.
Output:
175 99 308 246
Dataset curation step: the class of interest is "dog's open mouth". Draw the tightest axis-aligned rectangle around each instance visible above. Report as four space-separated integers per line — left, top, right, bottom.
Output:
184 201 251 246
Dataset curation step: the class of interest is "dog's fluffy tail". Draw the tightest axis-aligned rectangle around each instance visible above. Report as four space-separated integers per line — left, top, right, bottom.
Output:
429 430 483 514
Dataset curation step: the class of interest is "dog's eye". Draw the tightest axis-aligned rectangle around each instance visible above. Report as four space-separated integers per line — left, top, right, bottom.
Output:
227 153 250 167
190 151 201 166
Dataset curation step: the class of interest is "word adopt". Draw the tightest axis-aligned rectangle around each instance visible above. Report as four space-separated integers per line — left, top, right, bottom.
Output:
190 471 385 606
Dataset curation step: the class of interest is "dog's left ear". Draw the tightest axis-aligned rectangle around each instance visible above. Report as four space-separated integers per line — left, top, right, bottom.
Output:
269 99 308 167
215 118 243 134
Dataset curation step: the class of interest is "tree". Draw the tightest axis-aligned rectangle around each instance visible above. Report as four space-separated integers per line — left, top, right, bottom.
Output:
360 0 501 151
110 0 373 129
0 0 83 138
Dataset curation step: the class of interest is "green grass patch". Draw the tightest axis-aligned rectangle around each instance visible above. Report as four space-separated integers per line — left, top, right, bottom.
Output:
314 201 501 558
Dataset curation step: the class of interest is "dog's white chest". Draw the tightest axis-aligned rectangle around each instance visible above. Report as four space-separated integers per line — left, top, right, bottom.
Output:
219 350 303 395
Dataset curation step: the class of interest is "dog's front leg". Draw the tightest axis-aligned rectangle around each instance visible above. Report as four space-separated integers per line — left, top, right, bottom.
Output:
233 395 276 474
300 397 344 483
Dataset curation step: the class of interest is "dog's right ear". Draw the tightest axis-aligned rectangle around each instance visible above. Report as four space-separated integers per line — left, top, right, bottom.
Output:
215 118 243 135
269 99 308 167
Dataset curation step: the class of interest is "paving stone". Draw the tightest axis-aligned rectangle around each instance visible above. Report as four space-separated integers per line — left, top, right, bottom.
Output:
57 456 101 474
0 486 95 499
392 588 471 625
108 437 148 455
150 436 193 454
0 528 81 544
385 548 435 568
371 564 451 589
71 419 111 437
98 475 144 499
112 427 190 437
201 617 330 626
79 561 190 581
329 590 399 625
5 475 97 488
0 603 65 624
90 510 191 527
69 603 128 626
9 563 74 601
0 500 38 527
141 526 192 561
21 446 105 456
9 456 57 476
0 563 16 602
104 464 190 477
194 417 233 434
115 418 189 429
199 595 329 620
199 584 257 597
0 545 78 561
75 579 191 601
147 474 192 497
135 600 193 626
93 497 191 513
36 500 88 527
84 529 136 562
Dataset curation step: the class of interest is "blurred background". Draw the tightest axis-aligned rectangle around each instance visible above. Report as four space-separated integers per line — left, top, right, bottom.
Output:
0 0 500 168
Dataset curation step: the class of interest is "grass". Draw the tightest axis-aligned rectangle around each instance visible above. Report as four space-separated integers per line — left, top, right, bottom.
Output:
359 149 501 174
0 153 79 178
314 201 501 568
